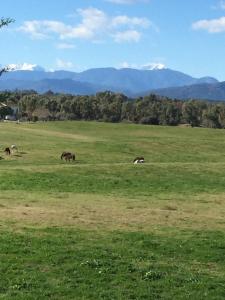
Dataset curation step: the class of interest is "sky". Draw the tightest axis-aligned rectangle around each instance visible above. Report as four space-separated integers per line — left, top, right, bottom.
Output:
1 0 225 80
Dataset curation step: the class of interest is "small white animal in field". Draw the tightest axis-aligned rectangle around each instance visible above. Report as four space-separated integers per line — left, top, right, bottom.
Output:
133 157 145 164
11 144 18 153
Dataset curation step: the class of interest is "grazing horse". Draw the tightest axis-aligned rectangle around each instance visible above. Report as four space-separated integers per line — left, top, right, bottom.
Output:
61 152 75 162
4 147 11 155
133 156 145 164
61 151 69 160
11 144 18 153
65 153 75 162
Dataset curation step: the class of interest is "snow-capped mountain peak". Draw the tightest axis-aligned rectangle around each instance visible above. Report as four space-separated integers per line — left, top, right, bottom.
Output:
7 63 45 71
141 63 166 71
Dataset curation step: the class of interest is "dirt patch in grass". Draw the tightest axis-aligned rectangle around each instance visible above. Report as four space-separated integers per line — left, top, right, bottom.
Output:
0 192 225 231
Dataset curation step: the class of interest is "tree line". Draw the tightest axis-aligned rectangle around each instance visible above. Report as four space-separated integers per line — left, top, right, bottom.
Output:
1 90 225 128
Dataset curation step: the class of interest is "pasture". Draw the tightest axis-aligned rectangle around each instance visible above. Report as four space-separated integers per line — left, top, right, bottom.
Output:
0 121 225 299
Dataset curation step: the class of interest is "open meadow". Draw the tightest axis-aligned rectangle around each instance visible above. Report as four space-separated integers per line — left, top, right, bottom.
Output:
0 121 225 299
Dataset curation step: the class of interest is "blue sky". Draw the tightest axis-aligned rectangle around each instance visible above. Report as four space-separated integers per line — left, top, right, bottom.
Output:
1 0 225 80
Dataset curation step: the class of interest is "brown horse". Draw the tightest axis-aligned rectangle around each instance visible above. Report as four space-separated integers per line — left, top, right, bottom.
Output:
4 147 11 155
61 152 75 162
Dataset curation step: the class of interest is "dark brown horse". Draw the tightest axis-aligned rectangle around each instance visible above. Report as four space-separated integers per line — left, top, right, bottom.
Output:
4 147 11 155
61 152 75 162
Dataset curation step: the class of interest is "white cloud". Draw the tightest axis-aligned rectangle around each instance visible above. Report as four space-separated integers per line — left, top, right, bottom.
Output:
57 43 76 49
18 21 49 39
19 20 66 39
119 61 166 70
141 62 166 70
119 61 132 68
19 20 91 40
56 59 74 69
111 15 150 28
18 7 155 43
113 30 141 42
192 16 225 33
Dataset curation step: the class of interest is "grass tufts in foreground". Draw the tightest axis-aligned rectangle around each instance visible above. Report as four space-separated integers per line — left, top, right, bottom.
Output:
1 228 225 300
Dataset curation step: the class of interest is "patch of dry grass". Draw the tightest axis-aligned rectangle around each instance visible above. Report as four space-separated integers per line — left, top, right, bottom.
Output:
0 191 225 231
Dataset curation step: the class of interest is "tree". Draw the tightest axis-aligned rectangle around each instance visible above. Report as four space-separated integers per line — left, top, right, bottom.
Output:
0 66 10 77
0 18 14 77
0 104 13 119
182 101 202 127
0 17 14 28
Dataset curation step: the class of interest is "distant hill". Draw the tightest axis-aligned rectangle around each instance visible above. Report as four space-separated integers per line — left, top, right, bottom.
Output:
142 81 225 101
0 67 218 96
0 79 105 95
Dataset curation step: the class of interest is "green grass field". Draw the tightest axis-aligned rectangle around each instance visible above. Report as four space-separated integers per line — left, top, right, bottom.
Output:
0 121 225 299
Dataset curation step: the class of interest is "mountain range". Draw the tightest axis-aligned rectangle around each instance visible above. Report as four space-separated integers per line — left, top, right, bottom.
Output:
0 66 224 100
141 81 225 101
